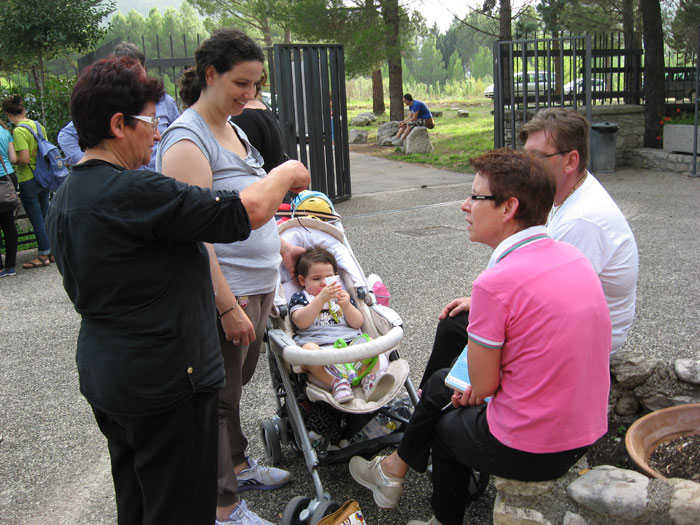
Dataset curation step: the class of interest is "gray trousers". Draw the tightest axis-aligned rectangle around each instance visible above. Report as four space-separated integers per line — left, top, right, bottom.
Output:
216 291 275 506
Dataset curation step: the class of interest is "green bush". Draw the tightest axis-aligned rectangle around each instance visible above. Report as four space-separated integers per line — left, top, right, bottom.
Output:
0 75 75 143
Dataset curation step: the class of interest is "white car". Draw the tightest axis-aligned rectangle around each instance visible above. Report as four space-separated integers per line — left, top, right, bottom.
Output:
261 91 273 108
484 71 554 98
563 78 606 95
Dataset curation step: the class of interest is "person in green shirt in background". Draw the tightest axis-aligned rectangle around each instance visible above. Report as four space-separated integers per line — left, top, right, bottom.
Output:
1 95 52 268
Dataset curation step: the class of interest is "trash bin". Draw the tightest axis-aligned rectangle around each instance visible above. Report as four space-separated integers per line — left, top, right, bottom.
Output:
590 121 619 173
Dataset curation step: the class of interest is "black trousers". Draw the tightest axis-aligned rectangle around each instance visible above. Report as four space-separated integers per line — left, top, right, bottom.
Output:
419 311 469 389
0 209 17 269
0 173 18 270
92 391 219 525
398 369 589 525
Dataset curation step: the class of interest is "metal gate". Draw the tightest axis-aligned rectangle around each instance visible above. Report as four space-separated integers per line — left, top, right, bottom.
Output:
268 44 351 202
493 35 594 148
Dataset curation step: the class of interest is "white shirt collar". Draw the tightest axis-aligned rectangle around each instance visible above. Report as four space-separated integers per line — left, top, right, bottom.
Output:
487 225 549 269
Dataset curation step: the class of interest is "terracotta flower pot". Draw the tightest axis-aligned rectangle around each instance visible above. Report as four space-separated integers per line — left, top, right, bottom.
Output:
625 403 700 479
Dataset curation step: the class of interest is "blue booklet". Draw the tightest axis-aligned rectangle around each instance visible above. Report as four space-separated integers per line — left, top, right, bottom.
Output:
444 344 491 402
444 344 471 393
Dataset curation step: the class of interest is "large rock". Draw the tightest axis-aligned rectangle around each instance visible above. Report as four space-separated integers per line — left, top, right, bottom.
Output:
351 115 372 126
567 466 649 519
348 129 368 144
377 121 400 146
432 111 443 118
356 111 376 122
493 477 554 497
614 392 640 415
667 479 700 525
640 394 700 412
675 359 700 385
457 110 470 118
403 126 434 154
492 495 552 525
611 352 659 388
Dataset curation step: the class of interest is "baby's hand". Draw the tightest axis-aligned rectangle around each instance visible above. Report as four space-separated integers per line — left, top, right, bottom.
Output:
336 289 351 306
319 282 340 302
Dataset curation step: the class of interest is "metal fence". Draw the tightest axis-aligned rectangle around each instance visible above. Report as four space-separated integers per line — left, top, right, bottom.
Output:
492 35 596 148
492 31 699 149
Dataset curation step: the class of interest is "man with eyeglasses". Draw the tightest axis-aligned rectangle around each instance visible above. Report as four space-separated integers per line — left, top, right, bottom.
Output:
419 108 638 388
58 42 180 169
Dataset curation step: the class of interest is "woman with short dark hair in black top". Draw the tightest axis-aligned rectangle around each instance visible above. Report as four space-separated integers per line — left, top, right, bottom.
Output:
45 55 309 525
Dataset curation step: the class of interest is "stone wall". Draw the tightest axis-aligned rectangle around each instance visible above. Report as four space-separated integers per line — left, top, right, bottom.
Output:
504 105 645 168
493 354 700 524
623 148 697 175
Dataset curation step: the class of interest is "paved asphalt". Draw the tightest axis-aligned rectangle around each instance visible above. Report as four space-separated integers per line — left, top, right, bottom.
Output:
1 152 699 524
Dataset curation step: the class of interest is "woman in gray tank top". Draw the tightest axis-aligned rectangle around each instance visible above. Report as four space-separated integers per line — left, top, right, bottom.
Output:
157 29 308 525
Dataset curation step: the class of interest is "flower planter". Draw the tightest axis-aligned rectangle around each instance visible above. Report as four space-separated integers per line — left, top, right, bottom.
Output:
663 124 700 154
625 403 700 480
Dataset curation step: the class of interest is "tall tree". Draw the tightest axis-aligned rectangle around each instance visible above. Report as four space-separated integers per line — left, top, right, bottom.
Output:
670 0 700 56
438 11 498 76
366 0 385 114
447 50 464 82
0 0 115 121
383 0 404 121
537 1 565 93
186 0 291 47
412 35 448 86
640 0 665 148
289 0 420 119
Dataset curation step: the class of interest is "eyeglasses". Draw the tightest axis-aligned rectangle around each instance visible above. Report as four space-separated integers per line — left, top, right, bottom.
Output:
533 150 570 159
128 115 160 132
468 194 497 201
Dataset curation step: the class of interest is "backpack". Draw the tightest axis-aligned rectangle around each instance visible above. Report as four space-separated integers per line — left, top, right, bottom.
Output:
19 121 69 191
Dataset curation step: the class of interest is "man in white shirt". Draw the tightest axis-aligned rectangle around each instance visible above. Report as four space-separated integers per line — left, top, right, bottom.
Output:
420 108 638 386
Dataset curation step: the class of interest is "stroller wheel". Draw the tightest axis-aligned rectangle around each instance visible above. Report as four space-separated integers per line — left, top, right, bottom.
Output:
310 500 340 524
281 496 311 525
260 417 283 466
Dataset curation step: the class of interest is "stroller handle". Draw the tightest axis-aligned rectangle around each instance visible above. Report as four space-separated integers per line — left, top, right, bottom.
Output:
279 326 404 366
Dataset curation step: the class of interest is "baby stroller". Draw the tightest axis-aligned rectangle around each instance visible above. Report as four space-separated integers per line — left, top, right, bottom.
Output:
262 192 420 524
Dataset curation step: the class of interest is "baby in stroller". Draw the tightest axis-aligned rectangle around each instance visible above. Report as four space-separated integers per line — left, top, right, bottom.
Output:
264 191 420 522
290 247 395 404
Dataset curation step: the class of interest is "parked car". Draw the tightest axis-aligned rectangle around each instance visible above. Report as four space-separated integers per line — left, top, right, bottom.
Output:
664 70 696 101
563 78 606 95
261 91 273 108
484 71 554 98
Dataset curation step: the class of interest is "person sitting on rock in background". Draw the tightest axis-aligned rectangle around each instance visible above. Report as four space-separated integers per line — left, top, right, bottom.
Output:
393 93 434 145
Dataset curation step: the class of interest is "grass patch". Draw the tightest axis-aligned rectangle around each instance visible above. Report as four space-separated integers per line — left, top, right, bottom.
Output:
347 100 496 173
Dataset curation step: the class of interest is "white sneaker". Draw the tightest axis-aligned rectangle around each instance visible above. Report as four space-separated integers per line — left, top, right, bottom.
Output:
236 456 291 492
215 499 273 525
349 455 404 509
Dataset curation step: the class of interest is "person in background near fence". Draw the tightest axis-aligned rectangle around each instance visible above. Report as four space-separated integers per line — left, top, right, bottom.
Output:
158 28 309 525
0 120 18 277
57 42 180 170
45 55 308 525
392 93 434 145
1 95 52 269
231 68 287 173
419 108 639 388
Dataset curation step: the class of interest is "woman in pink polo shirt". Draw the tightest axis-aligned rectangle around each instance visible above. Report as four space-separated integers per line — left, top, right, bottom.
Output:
349 149 611 525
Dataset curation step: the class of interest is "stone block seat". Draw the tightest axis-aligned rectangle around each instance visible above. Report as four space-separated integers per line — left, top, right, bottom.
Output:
491 355 700 524
402 126 434 154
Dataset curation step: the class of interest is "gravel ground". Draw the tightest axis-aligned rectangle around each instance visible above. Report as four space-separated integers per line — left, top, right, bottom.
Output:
1 154 698 524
